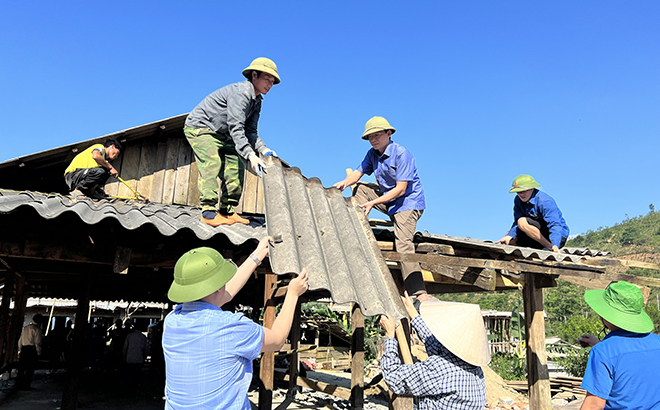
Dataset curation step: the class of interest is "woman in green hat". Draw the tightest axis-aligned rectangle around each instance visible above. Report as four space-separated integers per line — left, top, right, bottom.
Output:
578 281 660 409
496 174 569 252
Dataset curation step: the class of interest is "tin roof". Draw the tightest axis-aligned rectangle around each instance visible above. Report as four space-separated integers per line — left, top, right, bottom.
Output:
261 157 406 320
0 189 265 244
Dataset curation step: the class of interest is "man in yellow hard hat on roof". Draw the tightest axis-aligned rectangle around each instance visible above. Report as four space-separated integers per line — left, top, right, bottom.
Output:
184 57 281 227
334 117 432 301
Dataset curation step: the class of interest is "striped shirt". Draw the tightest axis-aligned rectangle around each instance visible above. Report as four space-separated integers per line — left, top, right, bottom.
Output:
381 315 486 410
163 302 264 410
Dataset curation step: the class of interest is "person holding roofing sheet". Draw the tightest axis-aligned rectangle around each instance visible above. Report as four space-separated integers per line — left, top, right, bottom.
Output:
496 174 569 252
184 57 280 227
162 237 309 410
379 292 488 410
578 281 660 410
334 116 431 300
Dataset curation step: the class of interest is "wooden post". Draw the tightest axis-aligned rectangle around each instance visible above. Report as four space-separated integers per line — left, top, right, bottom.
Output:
523 272 551 410
288 299 301 392
5 275 27 367
259 272 277 410
61 272 92 410
350 303 364 410
389 317 414 410
0 270 15 366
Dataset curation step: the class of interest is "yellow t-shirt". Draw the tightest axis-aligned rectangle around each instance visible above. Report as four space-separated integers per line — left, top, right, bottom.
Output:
64 144 106 175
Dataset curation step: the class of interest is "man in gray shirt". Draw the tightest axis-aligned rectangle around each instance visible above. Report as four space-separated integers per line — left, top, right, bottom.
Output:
184 57 280 227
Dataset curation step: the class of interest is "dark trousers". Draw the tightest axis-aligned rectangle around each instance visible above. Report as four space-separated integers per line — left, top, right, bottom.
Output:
16 345 38 389
64 168 110 194
516 217 567 249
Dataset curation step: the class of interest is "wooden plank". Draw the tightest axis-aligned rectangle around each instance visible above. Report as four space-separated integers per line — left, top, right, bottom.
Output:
242 171 259 214
173 142 192 205
259 273 277 410
417 260 495 290
116 144 141 198
391 318 414 410
523 272 552 410
162 137 180 204
135 139 157 201
256 172 265 214
416 243 454 255
351 303 364 409
187 160 200 207
378 241 395 251
150 139 169 204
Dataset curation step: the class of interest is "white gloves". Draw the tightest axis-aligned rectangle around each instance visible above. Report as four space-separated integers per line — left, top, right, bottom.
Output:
246 152 266 177
258 146 277 158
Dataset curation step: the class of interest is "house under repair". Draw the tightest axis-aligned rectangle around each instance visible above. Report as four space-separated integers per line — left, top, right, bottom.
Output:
1 114 660 410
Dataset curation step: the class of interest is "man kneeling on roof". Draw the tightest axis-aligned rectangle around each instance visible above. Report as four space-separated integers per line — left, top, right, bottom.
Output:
379 292 488 410
63 139 122 199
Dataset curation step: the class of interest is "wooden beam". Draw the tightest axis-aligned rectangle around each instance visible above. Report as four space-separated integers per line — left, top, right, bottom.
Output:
61 271 92 410
391 319 414 410
113 246 132 274
288 300 301 393
4 275 25 368
580 257 660 270
523 273 552 410
259 273 277 410
351 303 364 410
0 270 15 367
415 243 454 255
276 372 351 401
383 251 605 277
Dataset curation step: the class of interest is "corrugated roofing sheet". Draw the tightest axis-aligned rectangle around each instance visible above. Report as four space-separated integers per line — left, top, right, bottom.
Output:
261 157 406 320
0 190 265 244
414 232 609 263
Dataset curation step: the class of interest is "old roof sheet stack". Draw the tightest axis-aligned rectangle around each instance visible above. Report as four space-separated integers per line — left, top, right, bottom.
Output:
261 157 406 320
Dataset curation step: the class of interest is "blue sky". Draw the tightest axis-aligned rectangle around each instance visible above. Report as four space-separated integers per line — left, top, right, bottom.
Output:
2 1 659 242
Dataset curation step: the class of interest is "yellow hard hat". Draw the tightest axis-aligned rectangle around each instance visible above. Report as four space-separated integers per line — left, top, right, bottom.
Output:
362 116 396 140
242 57 281 84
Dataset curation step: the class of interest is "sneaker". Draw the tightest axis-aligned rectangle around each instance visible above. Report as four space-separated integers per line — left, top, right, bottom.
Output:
223 212 250 225
201 213 236 227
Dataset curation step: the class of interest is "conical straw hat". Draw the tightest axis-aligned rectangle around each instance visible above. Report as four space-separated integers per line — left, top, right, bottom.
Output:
419 300 491 366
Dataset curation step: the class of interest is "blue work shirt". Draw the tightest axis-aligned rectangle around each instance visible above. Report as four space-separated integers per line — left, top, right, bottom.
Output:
163 302 264 410
581 330 660 409
506 189 569 247
357 140 426 215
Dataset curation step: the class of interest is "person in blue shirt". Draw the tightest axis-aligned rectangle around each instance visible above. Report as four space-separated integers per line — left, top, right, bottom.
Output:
496 174 569 252
162 237 309 410
577 281 660 410
334 116 430 300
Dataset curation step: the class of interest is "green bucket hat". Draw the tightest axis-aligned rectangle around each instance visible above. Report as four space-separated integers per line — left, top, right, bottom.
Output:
509 174 541 193
167 247 237 303
584 281 654 333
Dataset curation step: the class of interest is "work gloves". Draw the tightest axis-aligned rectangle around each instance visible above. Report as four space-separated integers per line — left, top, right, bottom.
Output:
258 146 278 158
247 152 266 177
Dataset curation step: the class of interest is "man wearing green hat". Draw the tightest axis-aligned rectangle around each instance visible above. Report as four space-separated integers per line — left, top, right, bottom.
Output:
578 281 660 410
162 237 309 410
333 116 430 301
184 57 281 227
496 174 569 252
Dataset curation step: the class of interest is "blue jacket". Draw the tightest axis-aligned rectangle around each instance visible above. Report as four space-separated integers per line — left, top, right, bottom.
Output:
507 189 569 247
